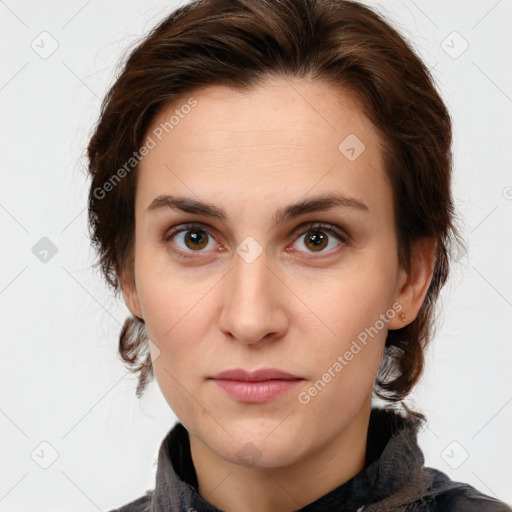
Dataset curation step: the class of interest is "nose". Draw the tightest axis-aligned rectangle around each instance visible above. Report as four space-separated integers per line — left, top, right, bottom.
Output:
218 249 289 346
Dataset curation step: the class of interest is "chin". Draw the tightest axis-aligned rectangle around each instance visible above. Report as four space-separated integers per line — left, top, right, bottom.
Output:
204 417 306 469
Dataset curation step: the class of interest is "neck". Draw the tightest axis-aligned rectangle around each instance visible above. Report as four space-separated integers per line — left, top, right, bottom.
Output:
189 400 372 512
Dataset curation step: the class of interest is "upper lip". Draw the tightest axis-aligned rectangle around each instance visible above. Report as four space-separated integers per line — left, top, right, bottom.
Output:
210 368 303 382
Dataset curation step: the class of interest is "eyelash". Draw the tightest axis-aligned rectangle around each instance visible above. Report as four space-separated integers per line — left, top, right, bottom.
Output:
163 222 350 260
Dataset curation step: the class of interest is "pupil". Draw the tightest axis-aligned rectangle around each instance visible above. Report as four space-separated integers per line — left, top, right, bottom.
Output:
310 233 323 246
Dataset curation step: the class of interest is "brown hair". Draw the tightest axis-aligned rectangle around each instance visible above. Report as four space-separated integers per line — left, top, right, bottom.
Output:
86 0 462 406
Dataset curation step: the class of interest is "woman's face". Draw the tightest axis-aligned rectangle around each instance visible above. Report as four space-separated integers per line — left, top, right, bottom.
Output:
123 77 412 468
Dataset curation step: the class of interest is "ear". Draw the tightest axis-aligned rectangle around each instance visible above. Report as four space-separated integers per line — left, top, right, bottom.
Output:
388 237 436 330
119 268 144 320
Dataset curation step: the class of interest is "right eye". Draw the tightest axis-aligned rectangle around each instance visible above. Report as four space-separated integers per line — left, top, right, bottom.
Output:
164 223 222 258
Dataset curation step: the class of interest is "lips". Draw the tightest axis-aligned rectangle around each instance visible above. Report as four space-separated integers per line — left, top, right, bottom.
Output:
210 368 302 382
209 368 304 403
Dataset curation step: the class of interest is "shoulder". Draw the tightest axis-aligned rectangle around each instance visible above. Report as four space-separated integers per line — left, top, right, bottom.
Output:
413 467 512 512
106 490 153 512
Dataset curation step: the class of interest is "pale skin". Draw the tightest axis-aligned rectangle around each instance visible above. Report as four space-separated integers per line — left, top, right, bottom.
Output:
120 76 436 512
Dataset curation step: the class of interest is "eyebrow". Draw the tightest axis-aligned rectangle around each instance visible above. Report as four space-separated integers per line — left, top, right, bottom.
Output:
146 192 369 224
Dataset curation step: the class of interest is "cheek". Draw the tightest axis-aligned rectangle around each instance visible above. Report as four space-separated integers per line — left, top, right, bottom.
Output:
300 258 396 336
139 270 216 421
295 260 396 385
294 281 391 432
141 280 211 361
135 240 216 335
134 254 211 367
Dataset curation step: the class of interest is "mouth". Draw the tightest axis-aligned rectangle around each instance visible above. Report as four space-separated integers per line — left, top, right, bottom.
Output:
208 368 304 403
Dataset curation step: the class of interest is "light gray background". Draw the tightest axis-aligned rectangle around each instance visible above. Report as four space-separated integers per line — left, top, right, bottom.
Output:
1 0 511 510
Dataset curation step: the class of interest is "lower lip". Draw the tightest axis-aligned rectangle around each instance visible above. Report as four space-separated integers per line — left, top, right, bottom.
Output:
211 379 302 403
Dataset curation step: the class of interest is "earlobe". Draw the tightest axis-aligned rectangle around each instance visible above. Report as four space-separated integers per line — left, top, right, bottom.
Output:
388 238 436 330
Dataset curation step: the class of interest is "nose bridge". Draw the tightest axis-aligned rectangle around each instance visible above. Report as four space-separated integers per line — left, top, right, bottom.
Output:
228 242 273 309
219 243 286 343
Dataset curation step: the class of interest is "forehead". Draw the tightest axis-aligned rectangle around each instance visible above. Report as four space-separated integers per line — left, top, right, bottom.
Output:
143 77 379 153
136 77 390 219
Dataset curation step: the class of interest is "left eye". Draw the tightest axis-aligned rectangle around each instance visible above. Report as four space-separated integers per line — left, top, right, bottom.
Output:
291 223 346 253
168 225 218 253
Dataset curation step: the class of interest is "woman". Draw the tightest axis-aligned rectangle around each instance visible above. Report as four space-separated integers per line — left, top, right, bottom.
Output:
86 0 512 510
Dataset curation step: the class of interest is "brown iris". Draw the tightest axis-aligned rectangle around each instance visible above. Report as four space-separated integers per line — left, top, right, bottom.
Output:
184 230 209 250
304 230 328 252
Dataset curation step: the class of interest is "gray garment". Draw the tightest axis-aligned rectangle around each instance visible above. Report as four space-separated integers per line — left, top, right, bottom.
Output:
109 407 512 511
